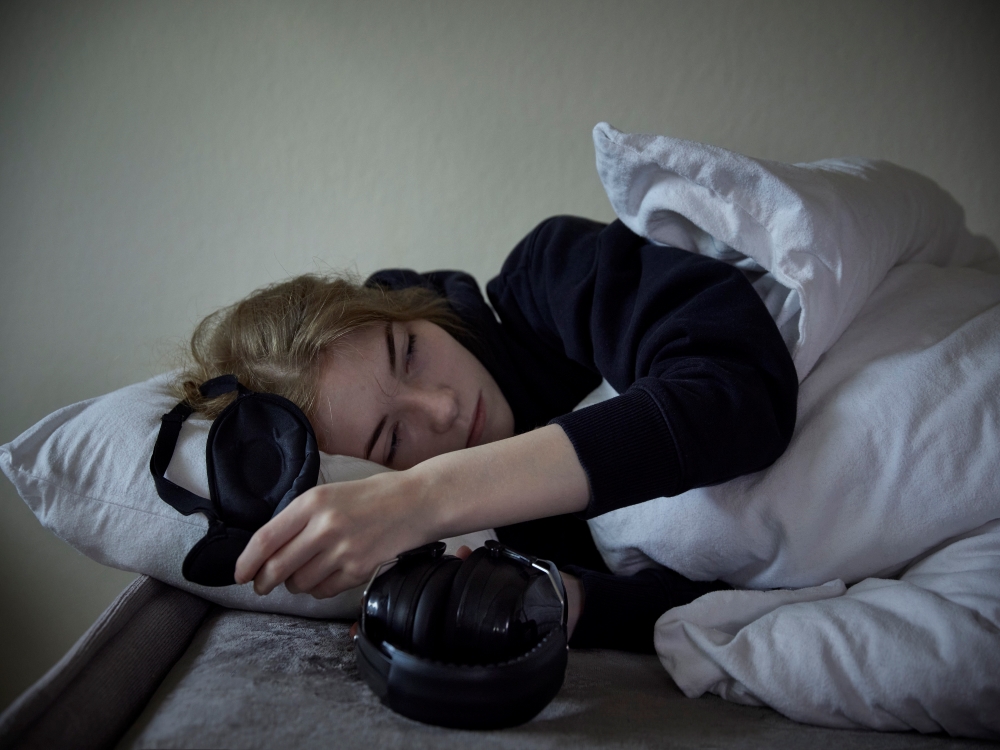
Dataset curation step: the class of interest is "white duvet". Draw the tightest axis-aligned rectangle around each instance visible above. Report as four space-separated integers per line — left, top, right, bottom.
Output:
583 123 1000 738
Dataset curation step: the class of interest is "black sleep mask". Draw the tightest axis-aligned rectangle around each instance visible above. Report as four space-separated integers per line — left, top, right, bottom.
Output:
149 375 320 587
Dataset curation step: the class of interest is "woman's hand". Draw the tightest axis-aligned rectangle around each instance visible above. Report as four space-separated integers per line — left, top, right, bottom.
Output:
236 424 590 600
234 469 436 598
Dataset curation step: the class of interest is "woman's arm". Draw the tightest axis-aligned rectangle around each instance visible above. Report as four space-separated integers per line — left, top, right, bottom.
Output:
487 216 799 518
234 423 589 597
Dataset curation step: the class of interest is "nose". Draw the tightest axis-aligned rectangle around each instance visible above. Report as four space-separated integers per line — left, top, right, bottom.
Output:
401 384 459 434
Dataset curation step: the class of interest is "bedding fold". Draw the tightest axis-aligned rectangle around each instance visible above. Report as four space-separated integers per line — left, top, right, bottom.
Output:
593 121 997 380
654 520 1000 739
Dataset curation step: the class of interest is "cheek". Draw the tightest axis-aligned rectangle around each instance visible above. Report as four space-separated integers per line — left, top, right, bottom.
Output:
419 336 468 387
308 408 337 455
310 381 368 457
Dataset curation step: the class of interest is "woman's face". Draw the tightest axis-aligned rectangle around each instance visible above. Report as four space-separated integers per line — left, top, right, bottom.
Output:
310 320 515 469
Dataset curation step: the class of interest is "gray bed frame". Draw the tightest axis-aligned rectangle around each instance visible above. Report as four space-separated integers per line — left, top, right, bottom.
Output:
1 576 992 750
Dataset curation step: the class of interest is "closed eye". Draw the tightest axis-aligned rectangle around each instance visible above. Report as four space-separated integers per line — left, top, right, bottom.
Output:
405 333 417 372
387 422 400 466
378 327 416 466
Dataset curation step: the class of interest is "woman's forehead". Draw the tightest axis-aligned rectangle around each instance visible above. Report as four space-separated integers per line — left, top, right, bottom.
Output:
319 325 400 401
326 323 388 363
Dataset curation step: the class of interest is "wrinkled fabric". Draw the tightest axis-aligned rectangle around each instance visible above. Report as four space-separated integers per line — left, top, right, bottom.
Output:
589 124 1000 739
655 520 1000 739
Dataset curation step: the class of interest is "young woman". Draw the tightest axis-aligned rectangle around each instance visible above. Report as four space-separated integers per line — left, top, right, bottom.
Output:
178 215 798 651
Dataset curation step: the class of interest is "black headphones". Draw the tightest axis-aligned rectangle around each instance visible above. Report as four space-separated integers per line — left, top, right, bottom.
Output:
149 375 320 586
355 540 568 729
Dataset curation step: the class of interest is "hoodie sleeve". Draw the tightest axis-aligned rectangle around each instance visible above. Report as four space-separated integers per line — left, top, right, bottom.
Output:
486 216 798 519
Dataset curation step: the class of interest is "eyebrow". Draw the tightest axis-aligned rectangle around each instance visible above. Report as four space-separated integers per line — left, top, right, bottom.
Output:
364 323 398 461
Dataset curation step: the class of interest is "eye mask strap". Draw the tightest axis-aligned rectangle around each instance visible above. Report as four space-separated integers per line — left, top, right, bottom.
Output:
199 373 250 399
149 400 215 519
149 375 249 520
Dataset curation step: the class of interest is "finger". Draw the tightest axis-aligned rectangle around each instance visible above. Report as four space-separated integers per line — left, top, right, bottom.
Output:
455 544 473 560
349 622 359 639
254 532 332 596
285 567 321 595
307 567 367 600
234 499 313 584
287 544 347 594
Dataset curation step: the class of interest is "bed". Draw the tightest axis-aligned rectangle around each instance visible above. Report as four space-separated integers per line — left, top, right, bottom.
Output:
1 574 993 750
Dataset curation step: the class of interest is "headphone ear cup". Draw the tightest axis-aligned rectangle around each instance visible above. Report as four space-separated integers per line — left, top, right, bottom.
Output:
445 549 528 663
375 555 460 656
443 548 488 654
409 557 462 657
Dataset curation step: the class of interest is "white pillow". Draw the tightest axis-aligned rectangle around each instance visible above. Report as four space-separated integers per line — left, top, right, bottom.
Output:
0 372 494 618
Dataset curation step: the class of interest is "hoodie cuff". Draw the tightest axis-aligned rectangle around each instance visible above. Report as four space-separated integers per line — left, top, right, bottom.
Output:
563 567 666 653
564 566 732 654
551 386 681 519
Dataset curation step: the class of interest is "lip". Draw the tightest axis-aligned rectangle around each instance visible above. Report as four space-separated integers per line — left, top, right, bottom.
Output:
466 392 486 449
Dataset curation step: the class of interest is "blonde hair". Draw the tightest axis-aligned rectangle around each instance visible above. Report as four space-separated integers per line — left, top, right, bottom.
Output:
174 273 460 418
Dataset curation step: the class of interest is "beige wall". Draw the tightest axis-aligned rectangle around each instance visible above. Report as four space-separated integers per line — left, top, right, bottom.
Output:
1 0 997 709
